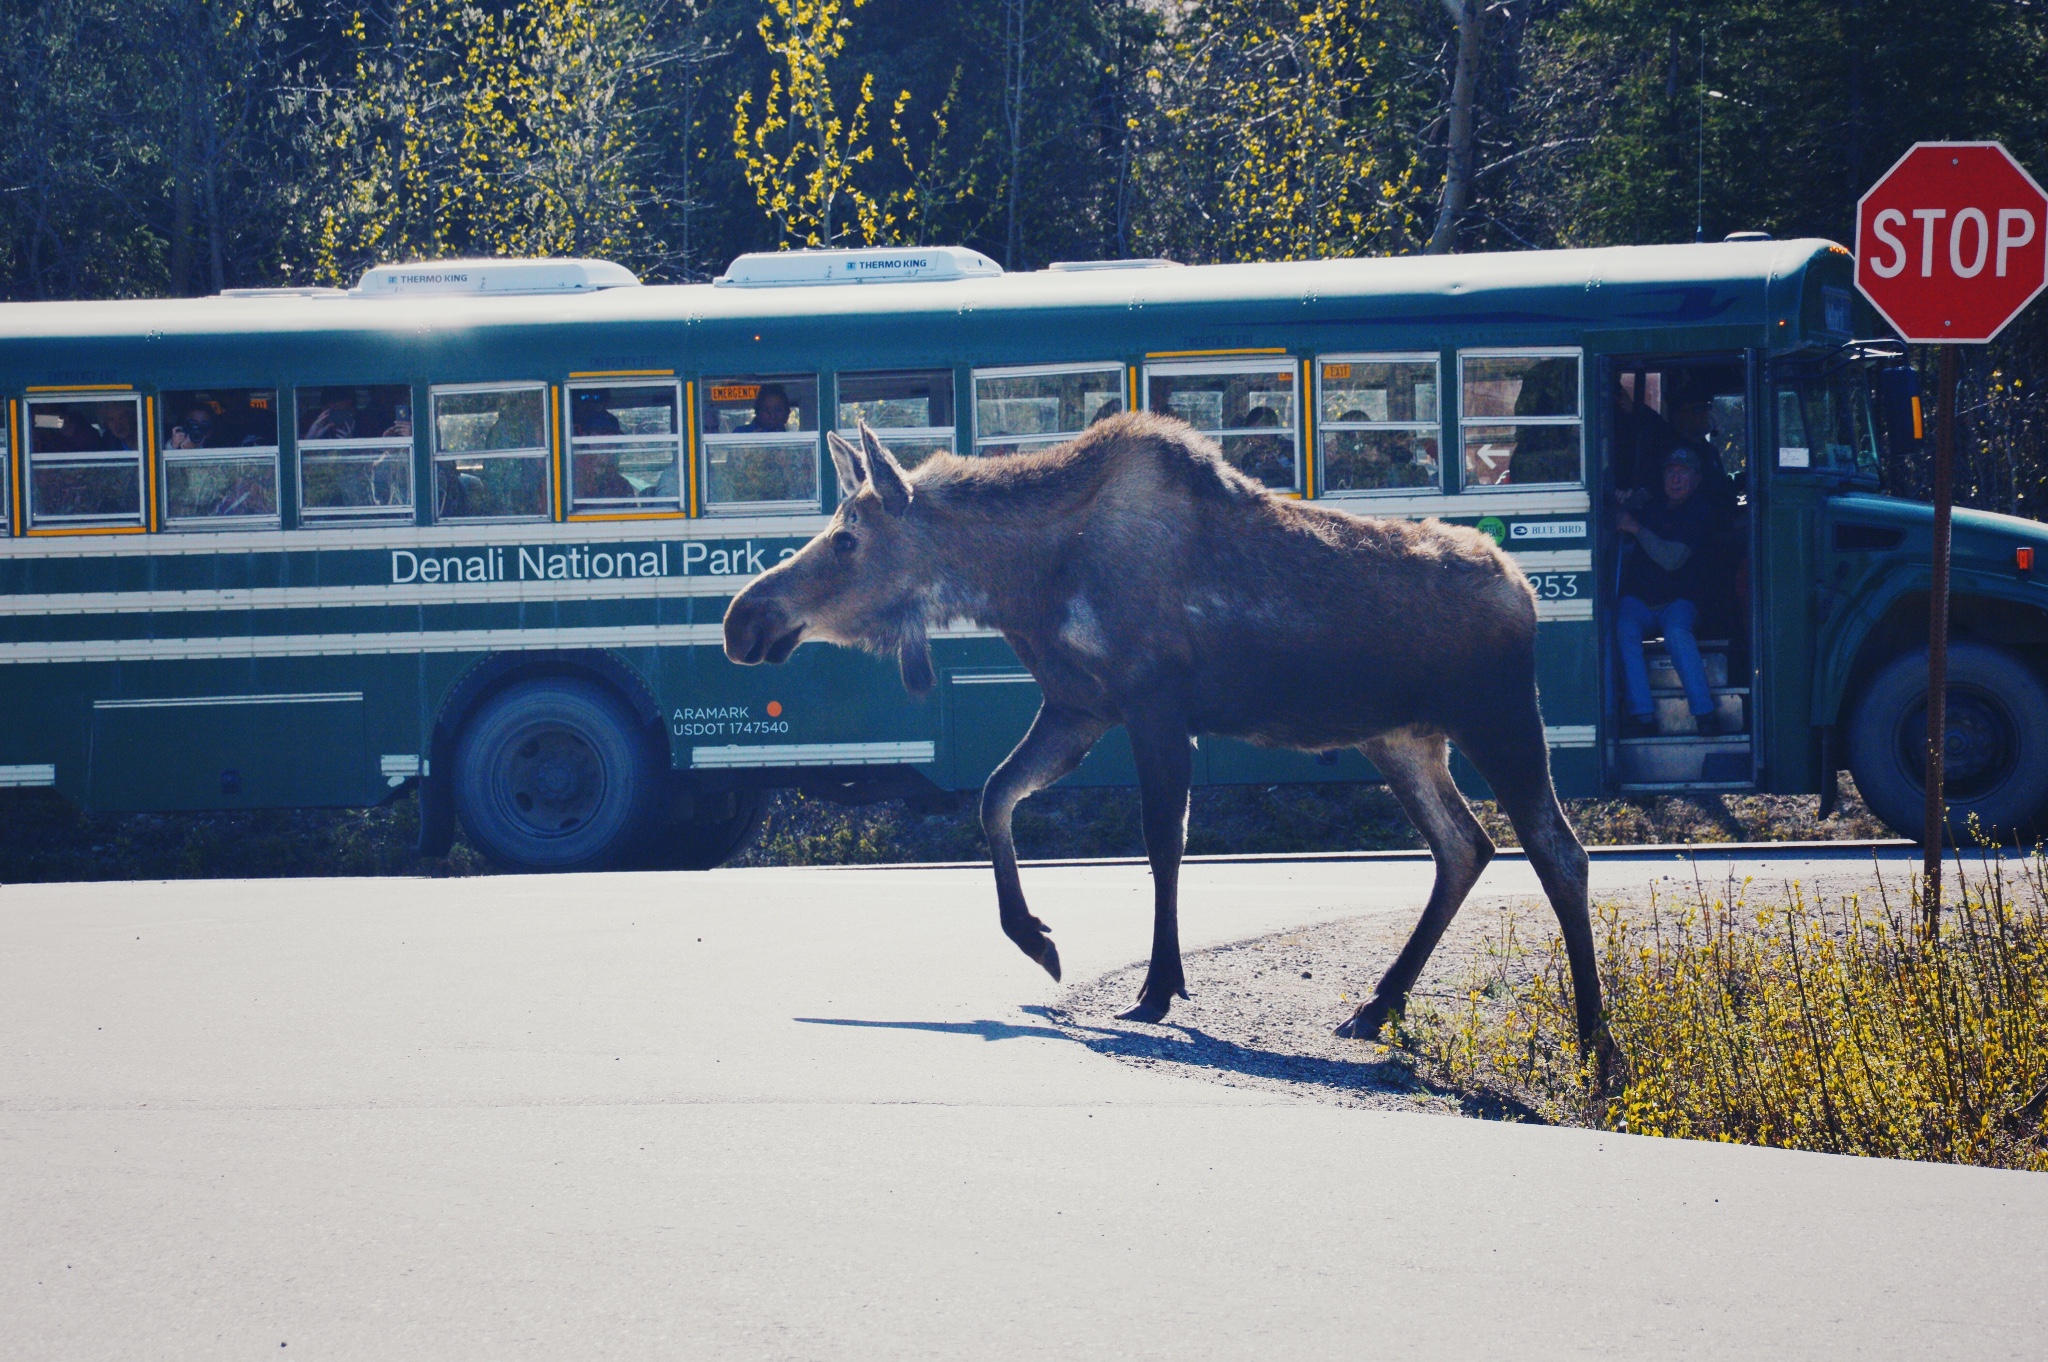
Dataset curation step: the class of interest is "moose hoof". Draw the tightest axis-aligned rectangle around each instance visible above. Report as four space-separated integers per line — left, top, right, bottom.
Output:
1035 938 1062 982
1335 997 1397 1041
1004 918 1061 981
1117 998 1171 1024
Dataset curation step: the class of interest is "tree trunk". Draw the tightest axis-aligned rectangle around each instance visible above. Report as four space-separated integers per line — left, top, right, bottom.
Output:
1002 0 1027 269
1425 0 1481 256
171 90 198 293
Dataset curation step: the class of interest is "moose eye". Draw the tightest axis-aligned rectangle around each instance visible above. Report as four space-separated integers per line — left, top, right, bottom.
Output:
833 530 858 555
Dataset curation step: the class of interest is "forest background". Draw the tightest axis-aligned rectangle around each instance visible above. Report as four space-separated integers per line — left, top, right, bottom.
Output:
1 0 2045 877
5 0 2046 501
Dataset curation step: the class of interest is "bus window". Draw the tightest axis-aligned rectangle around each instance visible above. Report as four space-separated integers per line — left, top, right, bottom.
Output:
296 384 415 525
972 362 1123 457
837 369 954 469
1145 358 1299 490
1316 355 1441 494
24 394 144 529
567 381 682 515
700 374 820 512
160 388 279 528
1458 349 1582 489
1774 370 1881 477
431 383 550 522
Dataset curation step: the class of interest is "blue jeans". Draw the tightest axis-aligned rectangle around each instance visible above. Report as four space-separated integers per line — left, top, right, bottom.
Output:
1617 595 1713 720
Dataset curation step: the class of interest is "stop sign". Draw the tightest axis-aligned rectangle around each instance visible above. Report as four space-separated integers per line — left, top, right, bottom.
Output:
1855 142 2048 343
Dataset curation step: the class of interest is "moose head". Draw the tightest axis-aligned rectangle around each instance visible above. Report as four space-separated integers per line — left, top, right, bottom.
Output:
722 423 937 696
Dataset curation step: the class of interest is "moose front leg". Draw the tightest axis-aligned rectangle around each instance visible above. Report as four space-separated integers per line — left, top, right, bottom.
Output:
980 704 1108 981
1119 704 1194 1023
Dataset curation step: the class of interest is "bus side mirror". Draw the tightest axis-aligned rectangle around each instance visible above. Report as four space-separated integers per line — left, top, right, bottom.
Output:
1877 365 1924 459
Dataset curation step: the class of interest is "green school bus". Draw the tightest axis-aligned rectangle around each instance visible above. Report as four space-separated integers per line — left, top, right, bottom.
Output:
2 241 2044 869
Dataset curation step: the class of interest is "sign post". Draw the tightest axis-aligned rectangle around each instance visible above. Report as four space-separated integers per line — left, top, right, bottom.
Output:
1854 141 2048 926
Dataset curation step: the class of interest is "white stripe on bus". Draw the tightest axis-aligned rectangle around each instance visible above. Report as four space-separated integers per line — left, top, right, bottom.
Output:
0 575 760 616
0 621 1006 665
0 763 56 787
690 741 936 769
92 691 363 709
0 495 1595 563
0 513 833 559
0 550 1592 620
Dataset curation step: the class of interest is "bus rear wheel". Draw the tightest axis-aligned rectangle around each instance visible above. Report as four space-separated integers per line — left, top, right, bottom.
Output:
454 679 662 872
1845 642 2048 845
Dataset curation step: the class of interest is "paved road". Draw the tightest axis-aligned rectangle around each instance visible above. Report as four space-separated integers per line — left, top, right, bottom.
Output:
4 849 2041 1360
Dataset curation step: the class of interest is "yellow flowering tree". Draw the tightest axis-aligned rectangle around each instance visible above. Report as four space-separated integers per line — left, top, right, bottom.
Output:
302 0 654 284
1154 1 1425 263
731 0 884 248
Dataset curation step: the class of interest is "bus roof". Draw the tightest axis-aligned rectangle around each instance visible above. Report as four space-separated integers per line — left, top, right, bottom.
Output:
0 240 1852 345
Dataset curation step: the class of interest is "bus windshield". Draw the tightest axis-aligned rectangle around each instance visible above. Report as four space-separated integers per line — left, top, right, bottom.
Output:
1773 364 1881 479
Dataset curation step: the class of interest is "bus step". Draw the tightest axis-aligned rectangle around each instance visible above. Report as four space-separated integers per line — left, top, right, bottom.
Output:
1614 734 1751 785
1646 649 1731 690
1617 781 1756 794
1652 691 1746 736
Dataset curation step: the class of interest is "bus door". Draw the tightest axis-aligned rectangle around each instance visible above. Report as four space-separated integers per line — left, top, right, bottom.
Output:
1601 354 1758 791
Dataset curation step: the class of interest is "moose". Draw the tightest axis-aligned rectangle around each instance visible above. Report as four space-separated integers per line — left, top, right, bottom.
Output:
724 413 1601 1048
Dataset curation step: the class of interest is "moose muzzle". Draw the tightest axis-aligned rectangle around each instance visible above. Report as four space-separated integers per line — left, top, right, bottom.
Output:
723 590 806 666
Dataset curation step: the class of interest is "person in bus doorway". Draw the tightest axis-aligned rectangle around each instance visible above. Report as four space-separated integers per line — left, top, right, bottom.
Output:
1666 380 1740 529
1615 444 1731 736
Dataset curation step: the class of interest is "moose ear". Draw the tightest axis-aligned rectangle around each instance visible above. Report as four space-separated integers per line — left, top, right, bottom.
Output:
860 420 912 517
826 430 867 500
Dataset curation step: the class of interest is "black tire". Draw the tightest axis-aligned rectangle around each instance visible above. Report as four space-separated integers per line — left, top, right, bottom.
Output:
1845 642 2048 845
453 679 663 872
636 789 769 870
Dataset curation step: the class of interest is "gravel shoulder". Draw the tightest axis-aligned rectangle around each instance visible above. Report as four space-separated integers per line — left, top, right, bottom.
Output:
1047 865 1898 1119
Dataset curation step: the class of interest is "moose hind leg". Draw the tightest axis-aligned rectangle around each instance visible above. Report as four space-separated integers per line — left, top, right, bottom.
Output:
1119 703 1195 1024
980 704 1108 981
1460 715 1600 1049
1337 729 1495 1041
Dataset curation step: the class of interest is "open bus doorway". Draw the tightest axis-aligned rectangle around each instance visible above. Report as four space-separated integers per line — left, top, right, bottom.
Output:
1604 356 1757 790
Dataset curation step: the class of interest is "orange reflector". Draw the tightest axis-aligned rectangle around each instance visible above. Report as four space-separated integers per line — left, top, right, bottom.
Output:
1911 395 1924 440
2019 547 2036 572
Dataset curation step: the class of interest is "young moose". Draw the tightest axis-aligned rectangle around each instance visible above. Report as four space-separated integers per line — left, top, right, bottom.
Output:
724 414 1601 1045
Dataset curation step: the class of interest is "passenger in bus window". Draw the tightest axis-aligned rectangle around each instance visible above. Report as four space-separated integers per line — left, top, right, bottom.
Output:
167 403 218 449
96 402 137 450
1234 405 1293 488
738 384 793 433
1615 445 1728 736
574 452 635 499
572 390 622 437
303 388 360 440
58 410 106 451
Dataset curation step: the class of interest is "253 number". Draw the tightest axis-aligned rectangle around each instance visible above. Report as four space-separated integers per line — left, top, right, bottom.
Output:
1530 573 1581 600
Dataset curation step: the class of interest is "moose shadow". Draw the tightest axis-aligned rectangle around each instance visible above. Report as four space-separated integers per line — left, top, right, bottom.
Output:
793 1006 1541 1123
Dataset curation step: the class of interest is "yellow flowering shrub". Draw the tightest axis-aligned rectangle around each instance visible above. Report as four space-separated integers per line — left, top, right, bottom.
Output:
1406 855 2048 1170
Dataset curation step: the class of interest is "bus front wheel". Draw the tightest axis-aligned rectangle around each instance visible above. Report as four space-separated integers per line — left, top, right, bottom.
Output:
1845 642 2048 845
454 679 662 872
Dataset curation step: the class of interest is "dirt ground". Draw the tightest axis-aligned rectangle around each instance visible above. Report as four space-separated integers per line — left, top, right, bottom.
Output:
1043 864 1900 1121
